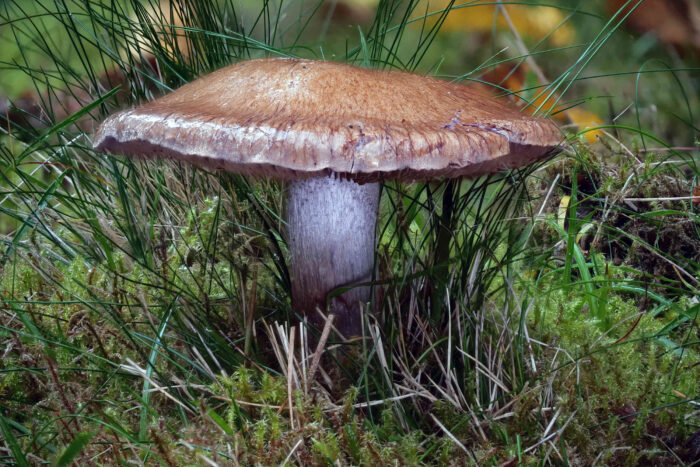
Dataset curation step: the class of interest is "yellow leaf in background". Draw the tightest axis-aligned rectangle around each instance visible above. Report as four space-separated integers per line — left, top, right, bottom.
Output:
343 0 380 6
441 4 496 32
126 0 190 60
439 4 575 47
565 108 604 144
558 195 570 230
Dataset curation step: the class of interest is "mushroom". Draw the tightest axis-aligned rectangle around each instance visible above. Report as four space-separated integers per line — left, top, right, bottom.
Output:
94 58 560 337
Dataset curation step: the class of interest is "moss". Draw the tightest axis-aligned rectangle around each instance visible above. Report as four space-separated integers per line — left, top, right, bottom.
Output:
260 371 286 404
523 279 699 461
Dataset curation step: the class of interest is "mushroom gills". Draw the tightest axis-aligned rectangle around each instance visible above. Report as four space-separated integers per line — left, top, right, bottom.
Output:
286 176 380 337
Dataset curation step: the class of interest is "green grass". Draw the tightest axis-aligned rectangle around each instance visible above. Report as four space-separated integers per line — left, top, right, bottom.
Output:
1 0 699 464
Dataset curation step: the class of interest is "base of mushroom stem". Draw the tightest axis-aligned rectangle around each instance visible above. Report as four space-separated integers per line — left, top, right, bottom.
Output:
286 176 380 338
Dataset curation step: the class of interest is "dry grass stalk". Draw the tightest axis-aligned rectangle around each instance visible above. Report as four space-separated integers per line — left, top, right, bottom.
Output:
307 313 335 385
287 325 296 429
430 413 470 455
281 438 304 466
623 195 700 202
496 2 550 87
191 345 217 381
369 323 409 431
314 307 347 341
524 409 577 453
121 358 195 414
457 348 510 394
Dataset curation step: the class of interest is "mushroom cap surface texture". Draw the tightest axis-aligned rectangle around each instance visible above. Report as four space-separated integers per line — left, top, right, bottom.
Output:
95 58 560 182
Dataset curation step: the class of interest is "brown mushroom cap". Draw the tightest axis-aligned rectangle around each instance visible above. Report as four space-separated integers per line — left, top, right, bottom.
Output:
94 58 560 182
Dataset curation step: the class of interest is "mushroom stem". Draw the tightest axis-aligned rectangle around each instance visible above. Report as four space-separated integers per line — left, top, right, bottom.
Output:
286 176 380 337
